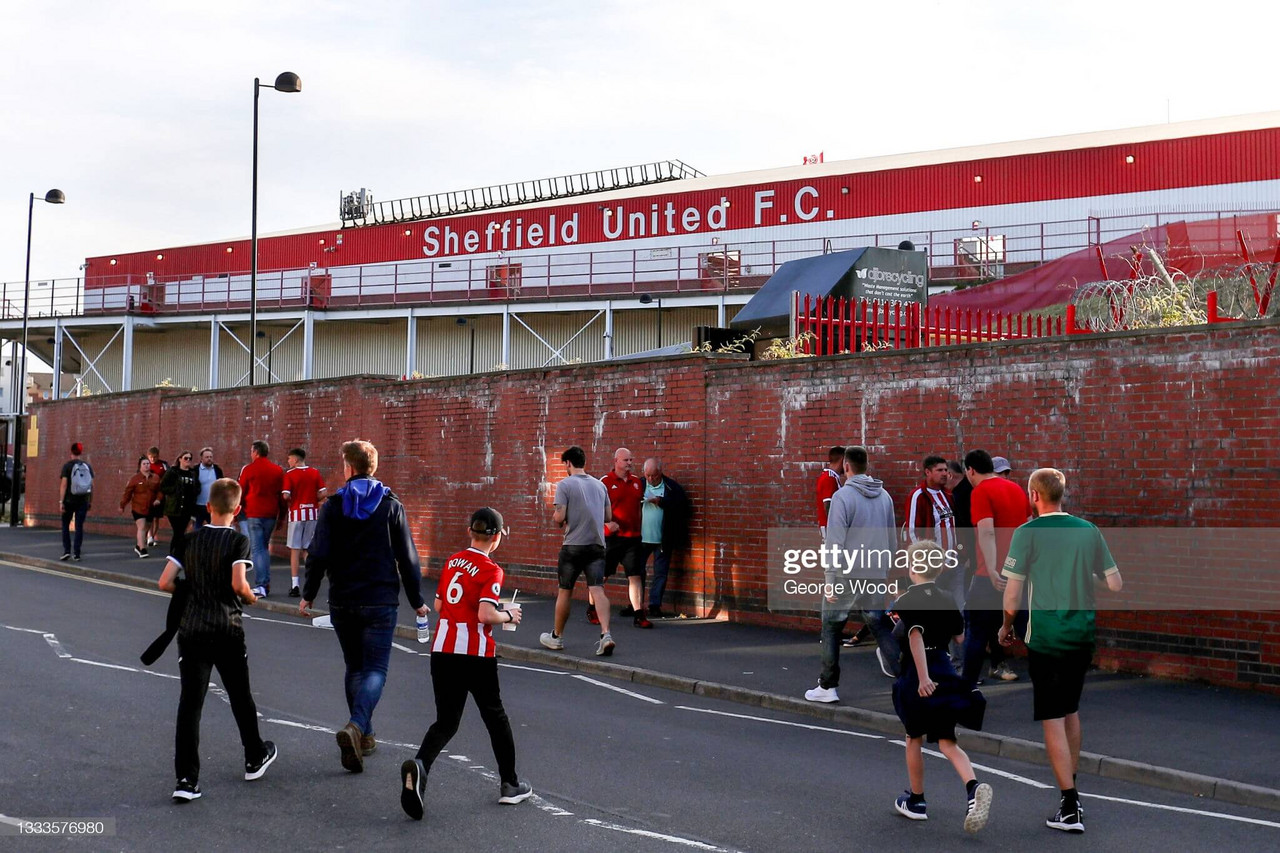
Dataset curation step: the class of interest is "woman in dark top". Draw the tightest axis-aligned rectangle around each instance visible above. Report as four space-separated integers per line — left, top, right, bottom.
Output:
159 451 200 557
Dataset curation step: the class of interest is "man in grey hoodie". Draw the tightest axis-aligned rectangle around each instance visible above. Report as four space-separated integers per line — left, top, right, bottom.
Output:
805 445 901 703
300 439 429 773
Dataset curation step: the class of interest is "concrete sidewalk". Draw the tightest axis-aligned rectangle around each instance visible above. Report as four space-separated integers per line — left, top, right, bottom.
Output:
6 525 1280 810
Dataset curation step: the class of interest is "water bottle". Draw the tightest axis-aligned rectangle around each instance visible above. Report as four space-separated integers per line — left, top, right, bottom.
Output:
416 614 431 644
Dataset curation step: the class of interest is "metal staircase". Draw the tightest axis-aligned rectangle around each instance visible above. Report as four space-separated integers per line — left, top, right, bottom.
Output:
339 160 705 228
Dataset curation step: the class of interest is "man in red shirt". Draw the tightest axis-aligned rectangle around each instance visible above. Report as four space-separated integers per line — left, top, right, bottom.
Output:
961 449 1032 687
401 507 532 820
595 447 650 629
815 446 845 537
238 440 284 597
282 447 327 598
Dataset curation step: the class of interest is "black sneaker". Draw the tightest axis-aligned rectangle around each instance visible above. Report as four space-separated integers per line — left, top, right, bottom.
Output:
72 555 82 562
134 545 145 558
648 605 666 618
59 553 71 561
894 790 927 820
1046 801 1084 833
401 759 426 820
619 605 635 617
172 778 201 802
499 780 533 804
965 782 993 833
289 587 301 598
244 741 278 781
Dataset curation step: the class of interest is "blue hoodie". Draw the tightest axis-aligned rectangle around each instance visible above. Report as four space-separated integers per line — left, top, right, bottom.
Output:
338 476 388 520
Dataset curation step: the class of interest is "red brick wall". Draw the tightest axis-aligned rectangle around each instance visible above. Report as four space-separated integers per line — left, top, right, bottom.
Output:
25 320 1280 690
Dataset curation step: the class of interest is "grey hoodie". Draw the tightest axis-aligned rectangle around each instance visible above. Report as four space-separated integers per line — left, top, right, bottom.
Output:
824 474 897 581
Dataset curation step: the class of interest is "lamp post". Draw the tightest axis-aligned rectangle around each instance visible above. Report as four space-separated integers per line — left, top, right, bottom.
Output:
250 72 302 387
10 189 64 526
639 293 662 348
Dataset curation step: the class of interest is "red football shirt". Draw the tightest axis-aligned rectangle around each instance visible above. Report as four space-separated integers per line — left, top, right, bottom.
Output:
600 471 644 538
432 547 505 658
282 465 327 522
815 468 841 527
970 477 1032 576
239 457 284 519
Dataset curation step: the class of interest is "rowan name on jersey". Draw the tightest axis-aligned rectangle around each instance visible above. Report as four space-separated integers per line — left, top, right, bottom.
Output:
433 548 505 659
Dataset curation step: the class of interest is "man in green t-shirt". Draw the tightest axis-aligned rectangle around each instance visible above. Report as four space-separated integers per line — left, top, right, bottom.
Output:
998 468 1123 835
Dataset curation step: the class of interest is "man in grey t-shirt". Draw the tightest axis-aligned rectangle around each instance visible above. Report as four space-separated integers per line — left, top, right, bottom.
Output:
540 445 616 656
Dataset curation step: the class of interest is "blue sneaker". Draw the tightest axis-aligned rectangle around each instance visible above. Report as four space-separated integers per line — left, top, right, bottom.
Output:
895 791 927 820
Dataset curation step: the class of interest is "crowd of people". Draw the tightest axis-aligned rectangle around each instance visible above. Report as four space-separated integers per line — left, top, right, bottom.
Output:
808 443 1123 834
54 436 1121 835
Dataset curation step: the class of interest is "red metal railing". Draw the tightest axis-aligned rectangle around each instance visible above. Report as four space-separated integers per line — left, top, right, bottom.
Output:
794 293 1065 355
3 208 1275 321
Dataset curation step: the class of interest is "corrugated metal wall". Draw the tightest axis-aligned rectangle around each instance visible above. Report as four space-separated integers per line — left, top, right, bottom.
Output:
55 304 745 393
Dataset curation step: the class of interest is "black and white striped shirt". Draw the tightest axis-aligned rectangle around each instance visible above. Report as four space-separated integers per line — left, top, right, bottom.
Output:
172 525 252 638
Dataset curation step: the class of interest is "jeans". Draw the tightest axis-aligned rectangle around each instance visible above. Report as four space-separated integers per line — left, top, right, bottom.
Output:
330 604 397 735
174 633 266 783
818 592 901 688
61 500 88 556
643 543 672 609
415 653 519 786
246 517 276 590
962 574 1005 687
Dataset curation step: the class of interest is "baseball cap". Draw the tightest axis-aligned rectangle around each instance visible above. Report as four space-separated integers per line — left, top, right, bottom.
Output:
991 456 1012 473
469 507 507 536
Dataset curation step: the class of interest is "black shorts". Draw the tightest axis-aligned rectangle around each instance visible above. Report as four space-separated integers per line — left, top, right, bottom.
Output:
148 507 164 521
1028 647 1093 721
558 544 606 590
604 536 644 577
131 510 149 521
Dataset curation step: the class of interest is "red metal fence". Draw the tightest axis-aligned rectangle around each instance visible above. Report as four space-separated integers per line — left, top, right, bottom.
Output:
793 293 1066 355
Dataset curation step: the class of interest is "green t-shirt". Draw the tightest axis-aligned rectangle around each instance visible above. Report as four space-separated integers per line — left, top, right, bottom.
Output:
1001 513 1118 655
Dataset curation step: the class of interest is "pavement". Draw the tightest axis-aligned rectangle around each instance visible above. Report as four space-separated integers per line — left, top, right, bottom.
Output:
4 526 1280 815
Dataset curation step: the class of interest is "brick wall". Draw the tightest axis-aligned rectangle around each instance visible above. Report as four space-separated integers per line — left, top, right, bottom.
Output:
26 319 1280 690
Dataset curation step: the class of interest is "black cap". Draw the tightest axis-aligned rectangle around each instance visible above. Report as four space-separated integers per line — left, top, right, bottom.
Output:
470 507 505 536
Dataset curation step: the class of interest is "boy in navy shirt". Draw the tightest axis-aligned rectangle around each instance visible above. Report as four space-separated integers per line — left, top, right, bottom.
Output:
891 540 992 834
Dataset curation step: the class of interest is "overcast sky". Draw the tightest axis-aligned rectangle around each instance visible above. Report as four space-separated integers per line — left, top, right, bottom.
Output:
2 0 1274 284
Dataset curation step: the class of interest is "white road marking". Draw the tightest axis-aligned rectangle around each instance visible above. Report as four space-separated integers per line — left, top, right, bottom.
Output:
0 814 26 828
0 560 168 597
498 662 569 675
3 625 49 635
243 613 314 629
1079 793 1280 829
573 675 663 705
677 706 883 739
265 719 334 734
70 657 138 673
890 740 1053 789
580 819 735 851
44 633 72 658
391 642 421 655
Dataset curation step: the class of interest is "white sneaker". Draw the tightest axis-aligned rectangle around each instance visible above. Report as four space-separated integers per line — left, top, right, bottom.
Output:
595 633 616 656
991 663 1019 682
539 632 564 650
804 684 839 703
876 647 896 678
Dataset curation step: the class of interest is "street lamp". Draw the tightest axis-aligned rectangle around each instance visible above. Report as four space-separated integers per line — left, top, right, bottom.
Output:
250 72 302 387
10 189 64 526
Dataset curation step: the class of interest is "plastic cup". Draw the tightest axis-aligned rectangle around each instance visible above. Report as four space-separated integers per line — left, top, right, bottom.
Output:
501 602 522 631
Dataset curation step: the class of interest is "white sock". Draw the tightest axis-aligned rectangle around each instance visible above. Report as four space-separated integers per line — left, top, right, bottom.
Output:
291 578 299 589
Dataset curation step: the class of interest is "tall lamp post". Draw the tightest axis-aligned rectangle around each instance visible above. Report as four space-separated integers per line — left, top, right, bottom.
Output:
10 189 65 526
250 72 302 386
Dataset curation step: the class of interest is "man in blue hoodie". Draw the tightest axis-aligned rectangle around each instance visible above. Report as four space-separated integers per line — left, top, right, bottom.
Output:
805 445 901 704
299 439 429 774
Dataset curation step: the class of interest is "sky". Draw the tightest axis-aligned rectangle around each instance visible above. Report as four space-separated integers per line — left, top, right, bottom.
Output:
2 0 1276 285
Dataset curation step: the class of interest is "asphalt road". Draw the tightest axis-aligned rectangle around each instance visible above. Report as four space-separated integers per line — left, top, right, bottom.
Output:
2 559 1278 853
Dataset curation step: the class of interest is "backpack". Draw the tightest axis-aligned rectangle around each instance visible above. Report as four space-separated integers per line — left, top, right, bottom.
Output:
69 460 93 496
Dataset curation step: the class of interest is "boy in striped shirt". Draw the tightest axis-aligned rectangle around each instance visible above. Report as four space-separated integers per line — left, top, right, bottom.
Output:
401 507 532 820
282 448 326 598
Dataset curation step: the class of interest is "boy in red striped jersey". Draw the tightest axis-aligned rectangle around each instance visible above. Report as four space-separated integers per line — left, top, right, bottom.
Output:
401 507 532 821
281 448 327 598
